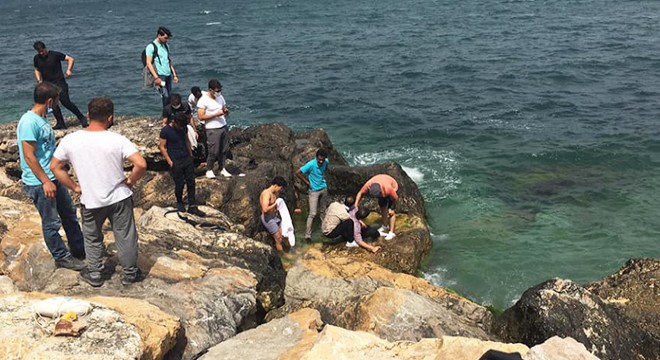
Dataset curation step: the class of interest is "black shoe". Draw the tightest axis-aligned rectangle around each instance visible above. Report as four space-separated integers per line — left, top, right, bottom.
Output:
122 269 144 286
55 255 85 271
187 206 205 217
79 267 104 287
177 202 186 212
79 116 89 128
53 123 67 130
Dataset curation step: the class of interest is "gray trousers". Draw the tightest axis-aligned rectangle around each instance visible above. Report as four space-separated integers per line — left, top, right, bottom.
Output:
206 126 229 172
81 196 138 276
305 188 328 239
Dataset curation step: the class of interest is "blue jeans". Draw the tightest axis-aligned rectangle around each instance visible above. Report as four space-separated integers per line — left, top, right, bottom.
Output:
23 181 85 260
158 74 173 108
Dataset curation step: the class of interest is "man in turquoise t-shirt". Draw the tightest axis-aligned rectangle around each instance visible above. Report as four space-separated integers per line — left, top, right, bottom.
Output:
296 148 329 242
17 82 85 271
145 26 179 108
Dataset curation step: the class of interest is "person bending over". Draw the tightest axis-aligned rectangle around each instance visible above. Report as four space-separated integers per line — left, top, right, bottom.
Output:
355 174 398 240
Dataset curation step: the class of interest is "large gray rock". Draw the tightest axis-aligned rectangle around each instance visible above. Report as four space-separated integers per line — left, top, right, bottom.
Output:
493 277 657 360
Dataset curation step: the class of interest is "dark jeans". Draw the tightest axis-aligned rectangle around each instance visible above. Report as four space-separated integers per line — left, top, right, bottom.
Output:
326 220 379 243
52 81 85 126
158 75 173 108
171 156 196 206
23 181 85 260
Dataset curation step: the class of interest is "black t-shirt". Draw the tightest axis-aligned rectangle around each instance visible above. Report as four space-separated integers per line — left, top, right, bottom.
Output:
33 51 67 83
160 124 190 161
162 103 192 123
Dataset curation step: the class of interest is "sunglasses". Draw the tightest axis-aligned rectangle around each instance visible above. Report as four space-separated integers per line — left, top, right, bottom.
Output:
210 88 222 93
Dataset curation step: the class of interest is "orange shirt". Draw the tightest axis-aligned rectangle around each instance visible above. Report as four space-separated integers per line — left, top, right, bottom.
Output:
360 174 398 200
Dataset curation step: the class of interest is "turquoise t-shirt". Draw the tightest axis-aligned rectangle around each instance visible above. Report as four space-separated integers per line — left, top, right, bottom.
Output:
145 40 171 76
17 111 56 186
300 158 329 192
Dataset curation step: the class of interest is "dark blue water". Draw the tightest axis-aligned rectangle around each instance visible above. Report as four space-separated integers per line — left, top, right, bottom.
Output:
2 0 660 308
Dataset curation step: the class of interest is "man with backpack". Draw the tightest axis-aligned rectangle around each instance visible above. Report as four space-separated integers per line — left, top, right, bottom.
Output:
143 26 178 108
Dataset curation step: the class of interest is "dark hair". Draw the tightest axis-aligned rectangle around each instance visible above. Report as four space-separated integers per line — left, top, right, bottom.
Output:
33 41 46 51
271 176 287 187
191 86 202 96
356 206 370 220
208 79 222 90
344 195 355 208
172 112 188 128
157 26 172 37
88 97 114 121
34 82 60 104
316 148 328 158
170 93 181 106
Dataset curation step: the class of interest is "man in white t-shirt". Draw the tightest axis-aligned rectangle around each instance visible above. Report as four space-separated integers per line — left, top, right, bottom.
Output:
51 97 147 288
197 79 231 178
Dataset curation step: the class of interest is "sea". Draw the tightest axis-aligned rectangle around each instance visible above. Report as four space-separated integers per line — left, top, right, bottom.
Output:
2 0 660 309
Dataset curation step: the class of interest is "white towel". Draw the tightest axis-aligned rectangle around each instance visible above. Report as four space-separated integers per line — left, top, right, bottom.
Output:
276 197 295 247
187 124 198 150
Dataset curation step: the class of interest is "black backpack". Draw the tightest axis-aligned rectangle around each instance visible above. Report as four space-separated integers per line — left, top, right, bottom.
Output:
141 41 169 67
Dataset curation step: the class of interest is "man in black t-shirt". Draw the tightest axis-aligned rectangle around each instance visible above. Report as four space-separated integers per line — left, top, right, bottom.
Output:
161 93 192 126
159 112 203 216
33 41 88 129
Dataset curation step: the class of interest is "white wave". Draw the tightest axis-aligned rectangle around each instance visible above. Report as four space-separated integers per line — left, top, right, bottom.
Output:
201 10 212 14
401 166 424 183
205 22 221 26
422 267 457 288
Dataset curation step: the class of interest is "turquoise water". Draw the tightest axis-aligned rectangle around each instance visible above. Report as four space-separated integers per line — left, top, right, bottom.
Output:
2 0 660 308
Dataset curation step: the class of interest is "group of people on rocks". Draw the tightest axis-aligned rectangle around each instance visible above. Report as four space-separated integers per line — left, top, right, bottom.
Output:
17 26 401 288
262 147 400 254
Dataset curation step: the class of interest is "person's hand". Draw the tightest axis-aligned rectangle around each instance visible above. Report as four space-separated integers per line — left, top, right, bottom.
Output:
167 159 173 168
65 69 72 78
43 180 57 199
194 131 199 140
173 75 179 84
155 78 163 86
388 209 395 217
73 185 81 194
123 177 135 188
371 246 381 253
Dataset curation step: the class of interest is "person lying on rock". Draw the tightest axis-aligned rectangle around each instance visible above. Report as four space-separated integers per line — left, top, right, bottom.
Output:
50 97 147 287
322 196 381 253
355 174 398 240
159 111 204 216
260 176 289 254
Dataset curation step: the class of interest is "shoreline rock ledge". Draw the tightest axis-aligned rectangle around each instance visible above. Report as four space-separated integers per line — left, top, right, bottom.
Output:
0 117 652 359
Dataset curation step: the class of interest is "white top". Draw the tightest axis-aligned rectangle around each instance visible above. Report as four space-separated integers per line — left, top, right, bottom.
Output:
187 91 207 113
197 93 227 129
53 130 139 209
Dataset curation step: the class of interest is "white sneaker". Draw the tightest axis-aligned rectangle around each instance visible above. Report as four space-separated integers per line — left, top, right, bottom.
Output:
238 173 246 177
220 168 232 177
345 241 358 248
377 225 389 233
205 170 216 179
384 232 396 241
378 229 388 237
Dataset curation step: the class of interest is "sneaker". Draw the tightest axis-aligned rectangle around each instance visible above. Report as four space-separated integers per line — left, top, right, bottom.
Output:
378 229 388 237
205 170 216 179
122 269 144 286
385 232 396 241
188 206 205 217
346 241 359 248
377 225 389 233
55 255 85 271
220 168 232 177
53 123 67 130
79 267 104 287
177 202 187 213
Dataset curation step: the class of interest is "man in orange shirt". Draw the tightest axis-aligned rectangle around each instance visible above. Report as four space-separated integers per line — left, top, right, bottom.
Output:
355 174 398 240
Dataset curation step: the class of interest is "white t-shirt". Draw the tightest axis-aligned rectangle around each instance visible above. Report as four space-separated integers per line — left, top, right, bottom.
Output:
187 91 207 113
53 130 139 209
197 93 227 129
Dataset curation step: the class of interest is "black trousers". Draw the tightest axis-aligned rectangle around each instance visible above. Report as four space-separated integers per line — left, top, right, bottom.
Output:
170 157 196 206
326 220 380 243
52 81 85 126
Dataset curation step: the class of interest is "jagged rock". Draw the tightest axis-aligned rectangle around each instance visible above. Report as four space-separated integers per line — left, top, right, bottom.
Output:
493 278 657 360
0 275 16 294
585 258 660 351
269 248 493 342
0 292 179 359
525 336 600 360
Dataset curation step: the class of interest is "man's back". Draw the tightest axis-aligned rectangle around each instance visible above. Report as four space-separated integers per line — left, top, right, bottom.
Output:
322 202 350 235
54 130 138 209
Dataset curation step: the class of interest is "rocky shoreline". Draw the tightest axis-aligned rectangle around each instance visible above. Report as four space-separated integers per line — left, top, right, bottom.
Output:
0 117 656 359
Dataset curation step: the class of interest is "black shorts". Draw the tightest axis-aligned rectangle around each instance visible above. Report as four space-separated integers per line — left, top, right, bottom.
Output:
378 196 394 209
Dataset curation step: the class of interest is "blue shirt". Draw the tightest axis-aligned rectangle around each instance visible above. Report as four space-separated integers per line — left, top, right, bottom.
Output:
145 40 171 76
159 124 190 161
17 111 56 186
299 158 328 192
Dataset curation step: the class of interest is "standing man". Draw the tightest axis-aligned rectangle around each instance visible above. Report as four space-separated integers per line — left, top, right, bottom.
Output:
51 97 147 287
197 79 231 178
18 82 85 270
260 176 288 254
355 174 399 240
159 112 203 216
295 148 329 242
33 41 88 129
145 26 179 108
